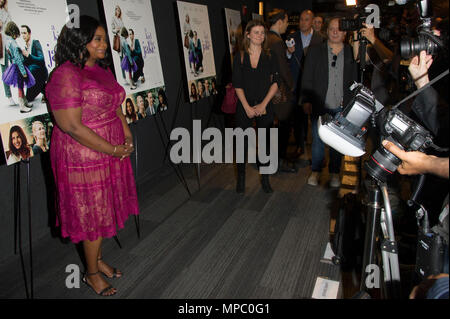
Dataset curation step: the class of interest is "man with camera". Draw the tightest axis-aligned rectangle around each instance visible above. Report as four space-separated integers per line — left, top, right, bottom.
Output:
350 21 395 106
383 50 448 299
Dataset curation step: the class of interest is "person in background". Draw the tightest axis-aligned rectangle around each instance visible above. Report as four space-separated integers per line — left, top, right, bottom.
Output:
301 17 357 188
110 5 126 83
136 94 146 120
31 120 48 155
204 78 211 97
197 80 205 99
20 25 48 103
189 82 198 103
290 10 325 162
0 0 16 106
158 89 168 111
2 21 35 113
119 27 137 90
194 31 203 74
146 91 157 115
6 124 32 165
210 78 218 95
124 97 137 123
266 8 296 174
129 29 145 84
45 16 138 296
313 15 326 38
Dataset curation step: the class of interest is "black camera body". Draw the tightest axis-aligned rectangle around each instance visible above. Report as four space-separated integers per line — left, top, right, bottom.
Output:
318 83 434 183
366 107 433 182
339 16 367 32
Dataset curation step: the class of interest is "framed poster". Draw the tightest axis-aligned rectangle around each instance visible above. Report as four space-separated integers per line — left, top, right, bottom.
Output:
224 8 242 67
176 1 217 103
102 0 166 123
0 0 68 165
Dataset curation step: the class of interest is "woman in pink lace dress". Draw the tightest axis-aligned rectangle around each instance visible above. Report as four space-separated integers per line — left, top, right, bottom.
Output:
46 16 139 296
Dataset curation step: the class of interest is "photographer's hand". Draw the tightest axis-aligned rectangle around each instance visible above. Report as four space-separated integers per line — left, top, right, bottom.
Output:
361 23 376 44
409 51 433 89
382 140 449 178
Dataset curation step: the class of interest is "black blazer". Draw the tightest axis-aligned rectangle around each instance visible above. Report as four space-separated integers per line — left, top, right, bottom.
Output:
301 42 357 116
290 30 325 92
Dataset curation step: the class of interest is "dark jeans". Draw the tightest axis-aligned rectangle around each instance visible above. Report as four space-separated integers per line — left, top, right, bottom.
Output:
235 102 274 176
311 107 343 173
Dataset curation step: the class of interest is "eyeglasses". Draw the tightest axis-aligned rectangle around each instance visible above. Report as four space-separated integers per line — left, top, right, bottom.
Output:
331 55 337 68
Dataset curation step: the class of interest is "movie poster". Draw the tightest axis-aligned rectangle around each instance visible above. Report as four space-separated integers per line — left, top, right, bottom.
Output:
103 0 166 123
0 0 68 165
176 1 217 103
224 8 242 67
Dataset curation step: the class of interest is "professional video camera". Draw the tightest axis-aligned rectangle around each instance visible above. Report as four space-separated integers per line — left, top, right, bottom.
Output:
318 83 435 183
399 0 448 58
339 15 367 32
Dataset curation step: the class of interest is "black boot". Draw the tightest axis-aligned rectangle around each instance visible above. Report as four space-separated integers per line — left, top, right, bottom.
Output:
261 175 273 194
236 174 245 194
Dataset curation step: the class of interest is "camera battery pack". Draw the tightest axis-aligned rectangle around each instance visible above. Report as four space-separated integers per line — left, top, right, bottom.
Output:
415 230 445 279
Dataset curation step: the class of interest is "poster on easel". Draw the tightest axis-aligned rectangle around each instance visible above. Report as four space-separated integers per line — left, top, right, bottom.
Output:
176 1 217 103
0 0 68 166
224 8 242 67
102 0 166 124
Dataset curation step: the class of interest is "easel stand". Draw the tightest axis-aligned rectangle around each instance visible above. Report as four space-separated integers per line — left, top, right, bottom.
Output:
153 102 192 197
161 78 198 193
205 94 224 133
191 100 201 189
13 159 34 299
129 122 141 239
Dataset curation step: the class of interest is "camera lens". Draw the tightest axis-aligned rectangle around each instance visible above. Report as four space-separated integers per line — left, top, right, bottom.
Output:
365 147 402 183
400 35 438 59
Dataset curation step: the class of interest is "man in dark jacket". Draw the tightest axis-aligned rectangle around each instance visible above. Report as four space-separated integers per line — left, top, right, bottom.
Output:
289 10 325 160
266 8 297 173
301 17 357 187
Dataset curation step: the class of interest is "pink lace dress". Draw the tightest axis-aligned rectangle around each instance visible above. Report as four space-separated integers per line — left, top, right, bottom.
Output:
46 61 139 243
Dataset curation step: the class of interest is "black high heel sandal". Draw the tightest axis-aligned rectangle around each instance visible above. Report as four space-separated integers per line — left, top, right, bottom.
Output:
82 272 116 297
98 257 123 279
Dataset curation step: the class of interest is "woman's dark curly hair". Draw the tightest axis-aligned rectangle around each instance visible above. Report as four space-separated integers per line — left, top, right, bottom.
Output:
54 15 110 69
125 98 137 121
8 125 31 159
158 89 168 106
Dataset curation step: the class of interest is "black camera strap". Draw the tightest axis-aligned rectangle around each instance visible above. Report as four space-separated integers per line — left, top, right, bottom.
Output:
392 69 449 110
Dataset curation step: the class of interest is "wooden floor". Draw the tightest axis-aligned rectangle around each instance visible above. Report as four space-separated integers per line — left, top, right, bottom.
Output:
0 157 345 299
